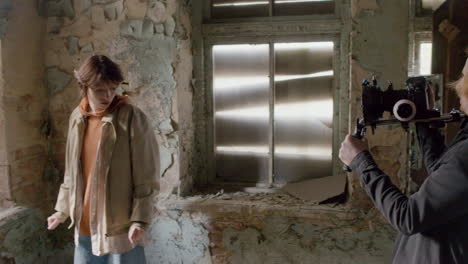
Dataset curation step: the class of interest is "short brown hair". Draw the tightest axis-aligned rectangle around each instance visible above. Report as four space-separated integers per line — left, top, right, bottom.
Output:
74 55 124 97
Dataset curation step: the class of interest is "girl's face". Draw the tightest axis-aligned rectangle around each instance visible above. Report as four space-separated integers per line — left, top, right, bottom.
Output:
87 82 117 112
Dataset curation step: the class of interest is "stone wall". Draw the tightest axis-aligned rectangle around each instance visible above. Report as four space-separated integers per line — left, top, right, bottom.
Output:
40 0 194 202
0 0 416 263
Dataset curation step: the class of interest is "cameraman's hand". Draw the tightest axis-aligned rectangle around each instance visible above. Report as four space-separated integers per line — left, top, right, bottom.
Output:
339 135 369 166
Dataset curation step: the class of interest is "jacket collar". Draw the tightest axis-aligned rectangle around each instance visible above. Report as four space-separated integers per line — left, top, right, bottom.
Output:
72 108 115 127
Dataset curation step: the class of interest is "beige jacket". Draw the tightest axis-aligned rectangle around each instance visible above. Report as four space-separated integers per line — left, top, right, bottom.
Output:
53 103 160 255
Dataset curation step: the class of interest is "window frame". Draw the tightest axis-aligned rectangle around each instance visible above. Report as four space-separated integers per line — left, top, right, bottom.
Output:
193 0 351 188
203 0 341 23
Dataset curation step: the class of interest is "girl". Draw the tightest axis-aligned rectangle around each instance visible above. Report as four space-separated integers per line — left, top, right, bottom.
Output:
47 55 160 264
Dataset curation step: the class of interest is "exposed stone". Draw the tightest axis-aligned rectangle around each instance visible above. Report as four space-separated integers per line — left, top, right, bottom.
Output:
47 67 72 95
147 1 166 23
164 15 175 36
120 19 143 39
67 36 79 55
91 5 105 27
63 15 92 37
78 36 93 47
73 0 92 14
93 0 115 3
38 0 75 18
80 43 94 53
142 19 155 38
104 5 116 21
120 19 161 39
155 23 164 34
125 0 147 19
46 17 64 34
104 0 123 21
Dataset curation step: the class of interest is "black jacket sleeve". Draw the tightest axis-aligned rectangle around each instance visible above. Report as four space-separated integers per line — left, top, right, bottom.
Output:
350 145 468 236
415 123 446 174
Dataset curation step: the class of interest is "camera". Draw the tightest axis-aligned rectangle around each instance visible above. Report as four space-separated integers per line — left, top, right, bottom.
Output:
362 76 441 125
344 75 465 172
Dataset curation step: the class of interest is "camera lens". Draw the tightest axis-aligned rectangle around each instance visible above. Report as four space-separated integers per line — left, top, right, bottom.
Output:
393 99 417 122
397 104 413 118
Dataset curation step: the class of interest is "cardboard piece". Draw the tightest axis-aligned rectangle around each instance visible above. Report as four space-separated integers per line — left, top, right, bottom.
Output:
281 175 346 202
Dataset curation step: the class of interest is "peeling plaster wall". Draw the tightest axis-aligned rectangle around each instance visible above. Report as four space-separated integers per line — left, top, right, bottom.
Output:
0 0 48 208
0 0 415 263
42 0 194 200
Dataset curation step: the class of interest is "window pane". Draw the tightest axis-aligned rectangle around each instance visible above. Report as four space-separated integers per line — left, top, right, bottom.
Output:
213 44 270 183
273 42 334 184
418 42 432 75
421 0 444 11
211 0 270 19
273 0 335 16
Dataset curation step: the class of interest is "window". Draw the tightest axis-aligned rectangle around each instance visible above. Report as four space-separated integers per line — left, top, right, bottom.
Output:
417 41 432 75
409 33 433 76
408 0 433 76
193 0 348 187
213 42 335 184
416 0 445 16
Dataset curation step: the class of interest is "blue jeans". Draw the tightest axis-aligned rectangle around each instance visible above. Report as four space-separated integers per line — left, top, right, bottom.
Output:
74 234 146 264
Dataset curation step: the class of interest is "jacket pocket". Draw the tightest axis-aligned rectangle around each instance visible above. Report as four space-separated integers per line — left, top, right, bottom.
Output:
106 223 131 236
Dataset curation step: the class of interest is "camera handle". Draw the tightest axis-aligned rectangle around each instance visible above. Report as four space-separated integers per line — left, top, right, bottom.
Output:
343 119 367 172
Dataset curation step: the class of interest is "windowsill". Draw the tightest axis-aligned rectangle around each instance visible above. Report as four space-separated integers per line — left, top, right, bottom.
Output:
159 190 358 221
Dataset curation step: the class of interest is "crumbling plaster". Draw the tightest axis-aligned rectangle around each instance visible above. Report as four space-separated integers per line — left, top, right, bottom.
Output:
41 0 194 199
0 0 418 263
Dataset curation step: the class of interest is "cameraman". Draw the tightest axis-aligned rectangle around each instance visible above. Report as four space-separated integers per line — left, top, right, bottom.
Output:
339 58 468 264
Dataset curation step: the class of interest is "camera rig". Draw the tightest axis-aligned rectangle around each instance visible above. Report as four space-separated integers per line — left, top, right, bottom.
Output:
344 76 466 172
356 76 465 137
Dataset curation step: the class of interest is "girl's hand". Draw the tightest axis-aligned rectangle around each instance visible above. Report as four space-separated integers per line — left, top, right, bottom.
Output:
128 225 146 244
47 216 61 230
